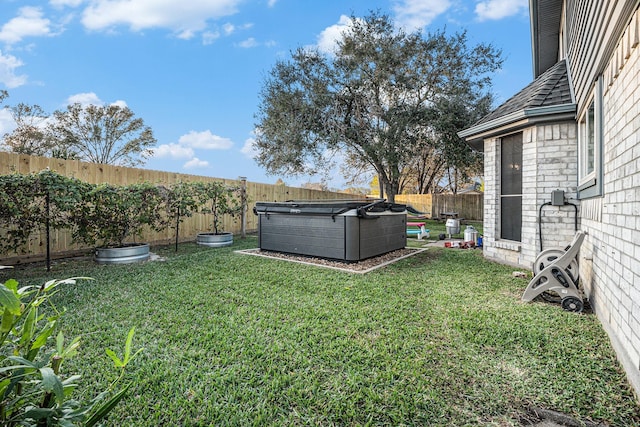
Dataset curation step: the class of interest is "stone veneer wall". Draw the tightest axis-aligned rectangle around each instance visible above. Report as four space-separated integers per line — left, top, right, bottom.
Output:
482 123 578 269
579 8 640 395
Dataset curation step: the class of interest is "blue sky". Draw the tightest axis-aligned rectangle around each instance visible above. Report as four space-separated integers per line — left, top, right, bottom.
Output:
0 0 531 188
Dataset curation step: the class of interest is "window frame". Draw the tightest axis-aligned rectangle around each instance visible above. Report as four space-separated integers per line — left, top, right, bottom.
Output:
499 132 523 242
577 76 603 199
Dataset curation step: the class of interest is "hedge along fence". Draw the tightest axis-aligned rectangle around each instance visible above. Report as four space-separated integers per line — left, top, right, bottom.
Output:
0 152 359 263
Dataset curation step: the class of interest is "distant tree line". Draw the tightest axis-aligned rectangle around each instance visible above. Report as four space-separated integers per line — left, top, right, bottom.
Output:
0 90 155 167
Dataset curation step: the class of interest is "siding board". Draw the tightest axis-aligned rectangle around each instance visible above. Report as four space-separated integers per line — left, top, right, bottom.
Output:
567 1 638 108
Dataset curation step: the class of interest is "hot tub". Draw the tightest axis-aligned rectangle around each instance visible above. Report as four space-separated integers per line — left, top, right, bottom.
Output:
253 200 407 261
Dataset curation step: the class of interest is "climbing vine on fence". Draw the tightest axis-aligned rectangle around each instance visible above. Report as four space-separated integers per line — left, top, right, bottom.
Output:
0 170 246 257
0 171 88 255
71 182 169 248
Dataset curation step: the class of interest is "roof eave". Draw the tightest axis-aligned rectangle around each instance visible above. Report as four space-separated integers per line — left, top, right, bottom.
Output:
458 103 576 151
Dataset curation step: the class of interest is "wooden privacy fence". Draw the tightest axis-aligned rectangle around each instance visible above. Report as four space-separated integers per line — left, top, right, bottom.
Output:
0 152 360 262
395 193 483 221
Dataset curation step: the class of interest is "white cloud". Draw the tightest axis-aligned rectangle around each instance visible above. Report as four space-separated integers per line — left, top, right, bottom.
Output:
110 99 128 108
393 0 452 30
49 0 85 7
154 143 195 159
0 7 55 45
81 0 242 38
267 0 277 7
66 92 103 106
184 157 209 169
238 37 257 48
240 137 258 159
177 29 195 40
316 15 351 55
475 0 528 21
152 130 233 169
0 107 16 136
64 93 127 108
222 23 235 35
0 50 27 88
202 30 221 45
179 130 233 150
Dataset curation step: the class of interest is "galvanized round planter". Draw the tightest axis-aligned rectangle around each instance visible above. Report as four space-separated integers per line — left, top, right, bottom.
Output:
95 243 150 265
196 232 233 248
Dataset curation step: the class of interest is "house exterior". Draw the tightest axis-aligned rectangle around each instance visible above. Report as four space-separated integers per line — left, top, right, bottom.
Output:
459 0 640 397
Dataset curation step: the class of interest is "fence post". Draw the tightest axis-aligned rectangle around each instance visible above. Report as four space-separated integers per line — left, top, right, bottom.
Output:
45 192 51 272
239 176 247 239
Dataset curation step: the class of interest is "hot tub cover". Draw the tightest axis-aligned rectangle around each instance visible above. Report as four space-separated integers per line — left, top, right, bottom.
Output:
253 199 406 217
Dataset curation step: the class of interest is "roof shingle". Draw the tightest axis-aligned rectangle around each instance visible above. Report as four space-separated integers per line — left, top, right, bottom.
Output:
474 59 573 126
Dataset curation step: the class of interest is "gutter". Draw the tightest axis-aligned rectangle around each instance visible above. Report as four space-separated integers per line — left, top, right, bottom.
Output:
458 103 576 150
529 0 539 77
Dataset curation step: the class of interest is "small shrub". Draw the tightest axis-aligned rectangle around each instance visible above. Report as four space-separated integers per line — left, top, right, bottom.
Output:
194 181 242 234
71 182 167 248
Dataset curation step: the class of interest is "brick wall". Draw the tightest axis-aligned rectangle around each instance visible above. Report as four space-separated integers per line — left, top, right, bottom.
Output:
531 123 579 254
579 11 640 393
478 1 640 401
481 123 578 269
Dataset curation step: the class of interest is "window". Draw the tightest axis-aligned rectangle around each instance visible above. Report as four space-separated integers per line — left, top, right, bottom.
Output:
500 132 522 242
579 101 595 177
578 77 603 198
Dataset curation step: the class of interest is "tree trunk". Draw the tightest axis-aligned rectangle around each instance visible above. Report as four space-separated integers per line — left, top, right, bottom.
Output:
384 180 400 203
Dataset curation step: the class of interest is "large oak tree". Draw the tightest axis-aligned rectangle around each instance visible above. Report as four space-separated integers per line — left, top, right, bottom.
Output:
254 12 502 201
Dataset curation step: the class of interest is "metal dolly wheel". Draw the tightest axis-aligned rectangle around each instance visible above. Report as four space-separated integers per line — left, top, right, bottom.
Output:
522 231 587 312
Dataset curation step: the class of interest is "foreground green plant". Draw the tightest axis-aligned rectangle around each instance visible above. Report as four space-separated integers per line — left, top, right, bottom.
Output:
0 274 141 426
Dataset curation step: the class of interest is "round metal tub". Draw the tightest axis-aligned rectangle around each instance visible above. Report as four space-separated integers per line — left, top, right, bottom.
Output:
196 232 234 247
95 243 150 264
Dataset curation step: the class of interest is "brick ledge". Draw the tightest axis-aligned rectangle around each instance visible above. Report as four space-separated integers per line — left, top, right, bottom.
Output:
495 240 521 252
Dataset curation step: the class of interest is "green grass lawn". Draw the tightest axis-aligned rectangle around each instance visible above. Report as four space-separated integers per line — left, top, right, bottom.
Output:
4 236 639 426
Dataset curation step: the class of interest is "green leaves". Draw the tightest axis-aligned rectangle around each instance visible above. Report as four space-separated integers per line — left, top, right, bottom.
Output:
84 384 131 427
40 366 65 404
56 332 80 360
256 12 502 200
0 277 142 426
70 181 168 248
193 181 242 234
0 281 21 315
106 327 143 369
0 172 89 256
0 168 248 255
